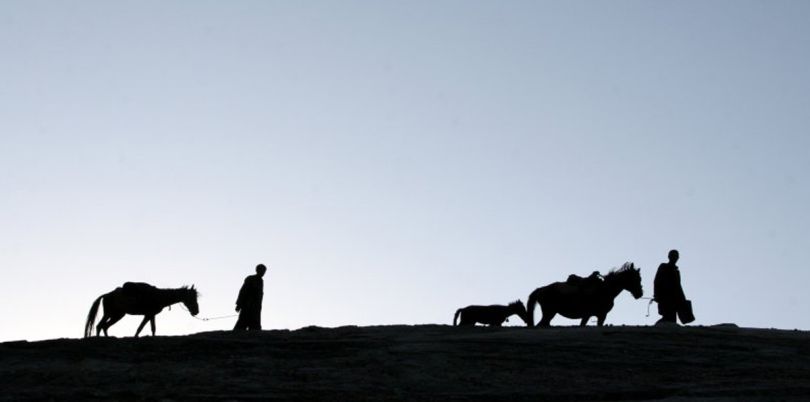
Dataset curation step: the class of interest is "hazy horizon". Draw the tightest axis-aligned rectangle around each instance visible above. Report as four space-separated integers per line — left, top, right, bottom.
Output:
2 1 810 342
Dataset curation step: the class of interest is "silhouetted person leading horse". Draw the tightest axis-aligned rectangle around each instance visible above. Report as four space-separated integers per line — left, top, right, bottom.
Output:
654 249 691 324
234 264 267 331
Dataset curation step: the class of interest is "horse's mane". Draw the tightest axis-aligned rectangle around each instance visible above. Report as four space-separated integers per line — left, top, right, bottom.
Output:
508 299 523 307
605 262 636 278
180 285 199 298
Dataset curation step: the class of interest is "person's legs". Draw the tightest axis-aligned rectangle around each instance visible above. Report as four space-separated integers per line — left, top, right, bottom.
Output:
658 304 677 323
248 309 262 330
234 312 249 330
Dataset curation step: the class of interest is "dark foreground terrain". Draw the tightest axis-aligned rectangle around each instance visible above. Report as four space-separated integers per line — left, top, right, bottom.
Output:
1 325 809 401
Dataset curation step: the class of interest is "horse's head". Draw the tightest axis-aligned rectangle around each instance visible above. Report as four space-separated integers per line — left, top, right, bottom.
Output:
606 262 643 299
621 263 643 299
509 300 531 326
182 285 199 316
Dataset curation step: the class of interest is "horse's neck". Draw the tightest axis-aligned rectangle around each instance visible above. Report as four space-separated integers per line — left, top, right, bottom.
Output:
156 288 185 307
603 276 625 299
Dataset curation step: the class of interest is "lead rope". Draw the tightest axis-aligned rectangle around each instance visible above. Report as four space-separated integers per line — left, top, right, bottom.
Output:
181 305 239 322
640 297 655 317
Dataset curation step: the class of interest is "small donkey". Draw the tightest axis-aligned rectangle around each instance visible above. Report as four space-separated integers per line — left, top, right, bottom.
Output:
453 300 529 327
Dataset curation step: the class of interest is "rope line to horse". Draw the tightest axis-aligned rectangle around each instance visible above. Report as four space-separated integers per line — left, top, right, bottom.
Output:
180 305 238 322
640 297 655 317
191 313 239 322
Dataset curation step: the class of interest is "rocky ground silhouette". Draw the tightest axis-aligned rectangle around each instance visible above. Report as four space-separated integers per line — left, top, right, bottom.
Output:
1 324 809 401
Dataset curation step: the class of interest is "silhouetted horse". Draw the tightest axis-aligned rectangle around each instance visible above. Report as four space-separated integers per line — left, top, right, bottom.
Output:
527 262 643 327
84 282 199 338
453 300 529 327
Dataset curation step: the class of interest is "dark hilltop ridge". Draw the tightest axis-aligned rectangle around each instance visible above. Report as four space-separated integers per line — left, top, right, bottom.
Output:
2 325 810 401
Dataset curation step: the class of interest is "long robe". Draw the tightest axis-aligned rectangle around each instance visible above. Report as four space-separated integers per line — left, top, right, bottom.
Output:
234 274 264 330
653 263 685 321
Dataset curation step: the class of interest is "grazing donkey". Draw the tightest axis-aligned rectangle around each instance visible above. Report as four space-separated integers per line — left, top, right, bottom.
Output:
453 300 529 327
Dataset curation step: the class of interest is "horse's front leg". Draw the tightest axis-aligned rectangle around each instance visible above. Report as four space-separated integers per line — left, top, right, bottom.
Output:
135 316 150 337
596 315 606 326
150 316 156 336
580 317 590 327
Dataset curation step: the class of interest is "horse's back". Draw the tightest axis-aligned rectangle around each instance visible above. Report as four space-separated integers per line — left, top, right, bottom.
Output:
463 304 508 312
123 282 156 290
543 281 577 296
122 282 159 297
549 281 602 297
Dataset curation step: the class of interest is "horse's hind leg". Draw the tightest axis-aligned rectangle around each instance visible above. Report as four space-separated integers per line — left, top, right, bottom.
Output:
101 313 125 336
149 316 156 336
96 314 110 337
538 307 556 327
579 317 590 327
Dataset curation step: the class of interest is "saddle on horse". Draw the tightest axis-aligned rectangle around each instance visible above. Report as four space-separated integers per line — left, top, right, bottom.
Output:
120 282 161 301
122 282 158 293
566 271 603 287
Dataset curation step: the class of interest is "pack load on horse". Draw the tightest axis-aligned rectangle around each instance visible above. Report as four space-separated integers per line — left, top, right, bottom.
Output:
453 300 530 327
566 271 603 287
84 282 199 338
527 262 643 327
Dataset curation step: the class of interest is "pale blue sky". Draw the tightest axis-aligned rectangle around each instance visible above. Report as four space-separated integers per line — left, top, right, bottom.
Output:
2 1 809 341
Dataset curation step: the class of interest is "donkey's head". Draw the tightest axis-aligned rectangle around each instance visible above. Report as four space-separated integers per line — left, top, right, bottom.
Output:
509 300 531 326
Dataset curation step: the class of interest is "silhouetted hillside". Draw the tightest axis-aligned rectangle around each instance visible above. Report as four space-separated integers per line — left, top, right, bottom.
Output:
1 325 809 401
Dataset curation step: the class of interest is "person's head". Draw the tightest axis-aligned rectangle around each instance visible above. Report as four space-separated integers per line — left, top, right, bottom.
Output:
256 264 267 277
667 249 680 264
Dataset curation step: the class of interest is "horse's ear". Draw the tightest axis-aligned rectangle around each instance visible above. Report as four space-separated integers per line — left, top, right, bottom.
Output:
191 284 196 290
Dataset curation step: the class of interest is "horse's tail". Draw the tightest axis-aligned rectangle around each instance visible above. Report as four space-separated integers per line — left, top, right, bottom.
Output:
84 295 103 338
453 308 463 326
527 288 543 327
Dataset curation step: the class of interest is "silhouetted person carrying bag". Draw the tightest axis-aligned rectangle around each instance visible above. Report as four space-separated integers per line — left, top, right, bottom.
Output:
234 264 267 331
654 250 694 325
